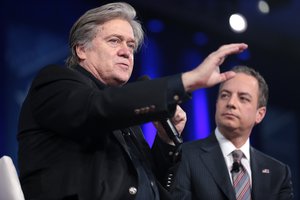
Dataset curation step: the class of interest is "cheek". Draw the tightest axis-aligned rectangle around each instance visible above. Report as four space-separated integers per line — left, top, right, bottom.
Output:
131 57 134 65
243 108 258 122
216 102 224 112
128 55 134 66
128 58 134 72
90 49 109 64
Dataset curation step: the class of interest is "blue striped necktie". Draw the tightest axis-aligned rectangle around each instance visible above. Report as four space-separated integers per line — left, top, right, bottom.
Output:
231 150 251 200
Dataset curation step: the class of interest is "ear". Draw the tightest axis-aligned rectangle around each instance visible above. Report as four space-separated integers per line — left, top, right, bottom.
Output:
75 45 87 60
255 106 266 124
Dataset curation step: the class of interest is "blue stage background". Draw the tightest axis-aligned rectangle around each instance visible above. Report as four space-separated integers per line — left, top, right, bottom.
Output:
2 0 299 198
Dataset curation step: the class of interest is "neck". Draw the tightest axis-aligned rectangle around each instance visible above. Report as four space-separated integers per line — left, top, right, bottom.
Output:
219 127 250 148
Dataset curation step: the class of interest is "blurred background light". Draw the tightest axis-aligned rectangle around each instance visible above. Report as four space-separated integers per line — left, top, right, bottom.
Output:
193 32 208 46
229 13 247 33
258 0 270 14
147 19 165 33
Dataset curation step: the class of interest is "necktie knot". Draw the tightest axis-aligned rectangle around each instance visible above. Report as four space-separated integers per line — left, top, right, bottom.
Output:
232 150 243 163
231 150 243 173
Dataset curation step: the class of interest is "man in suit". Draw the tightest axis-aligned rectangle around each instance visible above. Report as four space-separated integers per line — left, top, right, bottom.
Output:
172 65 294 200
17 2 248 200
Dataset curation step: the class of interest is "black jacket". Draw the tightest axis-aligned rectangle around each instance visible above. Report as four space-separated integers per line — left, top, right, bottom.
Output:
18 65 187 200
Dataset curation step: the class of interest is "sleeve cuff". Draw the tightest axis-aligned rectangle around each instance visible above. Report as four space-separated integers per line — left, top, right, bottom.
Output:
167 74 191 111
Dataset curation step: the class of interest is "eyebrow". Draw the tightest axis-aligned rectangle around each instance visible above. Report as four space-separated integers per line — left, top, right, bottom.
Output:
105 34 136 43
219 89 230 95
220 89 252 98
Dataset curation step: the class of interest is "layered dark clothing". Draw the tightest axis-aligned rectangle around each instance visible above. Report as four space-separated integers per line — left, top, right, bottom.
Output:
18 65 187 200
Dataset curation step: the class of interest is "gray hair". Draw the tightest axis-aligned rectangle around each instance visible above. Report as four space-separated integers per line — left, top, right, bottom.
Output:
65 2 144 67
219 65 269 108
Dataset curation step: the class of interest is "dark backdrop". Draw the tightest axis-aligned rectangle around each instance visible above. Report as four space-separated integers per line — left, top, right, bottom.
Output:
2 0 299 198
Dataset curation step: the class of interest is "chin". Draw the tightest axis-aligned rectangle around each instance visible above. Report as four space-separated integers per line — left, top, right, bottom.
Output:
111 73 129 85
117 78 129 86
219 121 237 129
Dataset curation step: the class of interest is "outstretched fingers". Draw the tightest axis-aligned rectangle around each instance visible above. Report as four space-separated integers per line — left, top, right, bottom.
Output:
204 43 247 67
218 43 248 57
219 71 236 82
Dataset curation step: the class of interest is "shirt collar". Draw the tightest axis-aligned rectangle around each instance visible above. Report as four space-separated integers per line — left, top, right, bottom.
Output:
215 127 250 161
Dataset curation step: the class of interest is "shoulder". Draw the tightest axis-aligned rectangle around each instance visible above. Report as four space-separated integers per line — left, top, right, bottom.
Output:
181 136 213 155
182 140 203 150
182 134 217 150
32 64 92 86
251 147 290 170
35 64 80 78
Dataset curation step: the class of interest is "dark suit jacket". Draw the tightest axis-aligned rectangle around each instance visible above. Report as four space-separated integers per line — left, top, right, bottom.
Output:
172 132 294 200
18 65 186 200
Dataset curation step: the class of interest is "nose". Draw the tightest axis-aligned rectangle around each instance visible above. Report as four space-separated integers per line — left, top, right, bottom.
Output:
226 96 237 109
117 43 132 59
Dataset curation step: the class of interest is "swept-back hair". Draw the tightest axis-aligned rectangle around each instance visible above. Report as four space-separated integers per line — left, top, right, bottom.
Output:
66 2 144 67
218 65 269 108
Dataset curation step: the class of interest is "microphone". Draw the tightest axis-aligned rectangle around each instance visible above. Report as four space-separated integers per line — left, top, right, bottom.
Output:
160 118 183 146
231 162 240 173
137 75 183 146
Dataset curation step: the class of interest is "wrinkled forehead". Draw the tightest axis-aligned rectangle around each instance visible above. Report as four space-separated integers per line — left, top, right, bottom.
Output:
97 19 135 39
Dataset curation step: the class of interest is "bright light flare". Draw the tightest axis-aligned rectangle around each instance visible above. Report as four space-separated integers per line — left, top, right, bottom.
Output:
229 13 247 33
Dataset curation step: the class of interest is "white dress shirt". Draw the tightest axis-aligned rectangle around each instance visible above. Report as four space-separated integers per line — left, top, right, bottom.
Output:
215 128 252 185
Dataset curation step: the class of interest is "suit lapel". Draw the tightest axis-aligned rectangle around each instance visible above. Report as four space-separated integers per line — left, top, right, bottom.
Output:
112 130 132 158
200 134 236 200
250 147 271 199
113 127 153 167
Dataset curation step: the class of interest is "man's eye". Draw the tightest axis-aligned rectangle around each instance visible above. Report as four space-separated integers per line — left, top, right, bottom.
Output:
127 43 136 50
240 97 250 102
220 94 228 99
108 38 120 45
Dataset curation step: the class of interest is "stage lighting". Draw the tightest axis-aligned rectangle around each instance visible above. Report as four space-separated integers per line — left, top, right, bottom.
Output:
229 13 247 33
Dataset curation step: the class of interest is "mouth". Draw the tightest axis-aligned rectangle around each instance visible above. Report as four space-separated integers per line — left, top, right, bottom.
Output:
116 63 130 70
222 113 238 119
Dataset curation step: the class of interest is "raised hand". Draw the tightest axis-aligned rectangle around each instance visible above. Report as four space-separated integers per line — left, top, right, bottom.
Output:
182 43 248 92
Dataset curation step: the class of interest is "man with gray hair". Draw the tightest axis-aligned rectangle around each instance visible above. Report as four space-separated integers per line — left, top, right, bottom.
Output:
18 2 247 200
